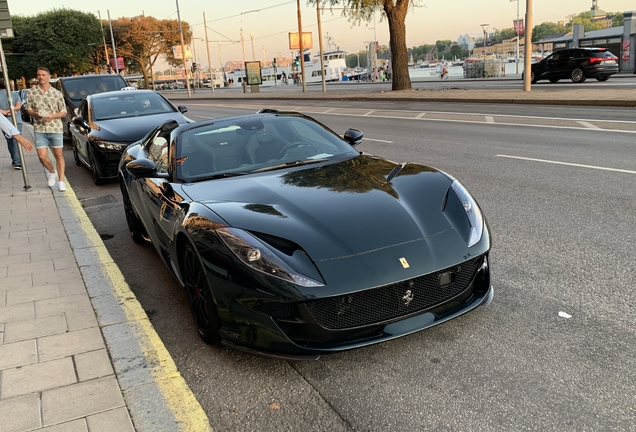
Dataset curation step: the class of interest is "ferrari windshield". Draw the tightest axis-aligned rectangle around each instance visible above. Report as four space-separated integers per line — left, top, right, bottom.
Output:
176 115 359 182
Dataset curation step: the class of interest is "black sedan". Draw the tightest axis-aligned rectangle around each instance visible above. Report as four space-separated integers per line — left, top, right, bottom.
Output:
119 110 493 359
70 89 190 184
527 47 619 83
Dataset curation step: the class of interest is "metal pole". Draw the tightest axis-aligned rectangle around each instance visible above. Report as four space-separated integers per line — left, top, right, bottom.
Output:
98 11 110 74
218 41 226 86
250 33 255 61
107 10 119 74
191 38 196 93
203 12 214 93
523 0 533 92
296 0 306 92
0 39 30 190
516 0 520 74
240 29 247 92
176 0 191 97
316 1 326 92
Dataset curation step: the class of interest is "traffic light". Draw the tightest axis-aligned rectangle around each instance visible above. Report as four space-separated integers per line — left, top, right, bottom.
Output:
273 58 277 68
191 62 197 72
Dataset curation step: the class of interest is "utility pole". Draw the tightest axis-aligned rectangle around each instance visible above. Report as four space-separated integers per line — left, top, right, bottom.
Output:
97 11 110 73
203 12 214 93
296 0 306 92
523 0 533 91
316 0 326 92
240 28 247 92
176 0 191 97
511 0 520 74
250 33 255 61
107 10 119 74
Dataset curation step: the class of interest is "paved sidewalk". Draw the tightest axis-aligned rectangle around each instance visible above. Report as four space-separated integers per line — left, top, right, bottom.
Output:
0 128 211 431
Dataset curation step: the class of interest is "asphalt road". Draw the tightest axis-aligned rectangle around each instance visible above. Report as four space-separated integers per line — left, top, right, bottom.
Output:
62 100 636 431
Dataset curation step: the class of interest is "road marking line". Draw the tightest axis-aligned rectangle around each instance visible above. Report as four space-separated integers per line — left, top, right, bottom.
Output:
364 138 394 143
486 116 495 123
496 154 636 175
363 111 375 116
324 108 335 113
416 113 426 118
577 121 601 129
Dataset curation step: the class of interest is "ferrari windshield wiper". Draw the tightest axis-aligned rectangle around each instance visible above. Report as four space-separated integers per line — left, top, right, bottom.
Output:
192 172 249 182
251 158 328 174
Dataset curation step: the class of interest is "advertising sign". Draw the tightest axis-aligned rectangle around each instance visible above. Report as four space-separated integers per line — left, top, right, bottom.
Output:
0 0 14 38
288 32 313 50
513 19 525 35
172 45 193 60
109 57 125 71
245 61 262 85
622 40 630 63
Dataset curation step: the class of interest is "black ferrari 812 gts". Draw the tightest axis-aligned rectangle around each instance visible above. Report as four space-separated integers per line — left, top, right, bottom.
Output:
118 109 493 359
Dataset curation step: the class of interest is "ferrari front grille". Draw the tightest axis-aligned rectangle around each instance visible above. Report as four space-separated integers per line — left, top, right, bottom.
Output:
305 256 482 330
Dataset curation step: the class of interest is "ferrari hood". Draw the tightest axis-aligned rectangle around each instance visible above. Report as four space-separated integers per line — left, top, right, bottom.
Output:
182 155 457 263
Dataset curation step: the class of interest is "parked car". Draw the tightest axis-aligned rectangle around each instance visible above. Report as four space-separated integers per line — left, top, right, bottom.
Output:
118 109 493 359
526 47 619 83
52 74 128 139
70 89 189 184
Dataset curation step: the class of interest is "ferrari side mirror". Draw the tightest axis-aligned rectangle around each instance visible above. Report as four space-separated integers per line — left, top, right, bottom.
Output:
344 128 363 146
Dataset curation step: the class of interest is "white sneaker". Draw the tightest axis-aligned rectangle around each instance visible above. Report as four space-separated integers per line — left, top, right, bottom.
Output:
58 181 67 192
46 170 58 187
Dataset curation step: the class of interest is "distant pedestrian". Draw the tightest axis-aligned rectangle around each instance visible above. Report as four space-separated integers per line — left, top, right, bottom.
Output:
24 67 67 192
0 114 33 154
0 79 24 169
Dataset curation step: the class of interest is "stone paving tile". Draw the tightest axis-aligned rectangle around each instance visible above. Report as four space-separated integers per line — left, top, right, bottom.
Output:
8 241 54 256
0 394 41 432
41 376 126 427
38 327 105 362
0 273 32 289
35 294 97 332
6 284 61 306
75 349 114 381
86 407 135 432
32 267 82 286
1 356 77 398
8 227 47 239
0 301 34 324
58 280 87 297
4 313 67 343
1 251 30 266
38 419 88 432
0 339 37 370
53 256 80 271
6 259 55 278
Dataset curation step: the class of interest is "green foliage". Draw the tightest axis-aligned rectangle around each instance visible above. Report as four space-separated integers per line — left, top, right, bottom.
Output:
531 22 569 42
490 28 517 43
611 12 624 27
7 9 102 79
346 51 367 68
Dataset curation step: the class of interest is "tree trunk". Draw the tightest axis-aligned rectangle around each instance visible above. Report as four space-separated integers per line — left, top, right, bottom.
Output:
385 4 411 91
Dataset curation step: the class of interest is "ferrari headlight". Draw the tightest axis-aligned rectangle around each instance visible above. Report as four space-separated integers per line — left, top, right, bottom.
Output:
217 228 324 287
450 180 484 247
96 141 128 150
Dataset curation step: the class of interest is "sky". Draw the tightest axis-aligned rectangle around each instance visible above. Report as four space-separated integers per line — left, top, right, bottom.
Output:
7 0 636 69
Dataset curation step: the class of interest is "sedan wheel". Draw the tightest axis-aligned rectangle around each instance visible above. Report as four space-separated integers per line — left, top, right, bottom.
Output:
72 139 83 166
182 243 222 345
571 67 587 83
88 151 104 185
120 181 147 244
530 70 537 84
596 75 610 82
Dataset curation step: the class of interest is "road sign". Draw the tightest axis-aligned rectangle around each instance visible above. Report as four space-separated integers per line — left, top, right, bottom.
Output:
0 0 14 38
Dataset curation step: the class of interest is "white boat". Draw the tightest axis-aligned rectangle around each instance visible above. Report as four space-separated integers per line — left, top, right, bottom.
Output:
225 49 364 87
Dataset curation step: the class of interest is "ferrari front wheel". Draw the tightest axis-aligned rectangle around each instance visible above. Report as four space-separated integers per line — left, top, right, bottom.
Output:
182 243 222 345
120 180 147 244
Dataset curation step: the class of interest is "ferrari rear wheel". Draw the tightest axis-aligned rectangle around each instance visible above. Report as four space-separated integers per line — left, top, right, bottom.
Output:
182 243 222 345
120 181 147 244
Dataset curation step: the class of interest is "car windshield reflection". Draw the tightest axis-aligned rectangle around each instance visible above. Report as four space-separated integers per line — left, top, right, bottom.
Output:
176 115 359 182
93 93 174 121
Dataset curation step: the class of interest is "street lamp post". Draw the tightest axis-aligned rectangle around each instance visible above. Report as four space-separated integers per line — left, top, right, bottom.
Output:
481 24 489 77
511 0 520 74
250 33 256 61
523 0 534 91
175 0 191 97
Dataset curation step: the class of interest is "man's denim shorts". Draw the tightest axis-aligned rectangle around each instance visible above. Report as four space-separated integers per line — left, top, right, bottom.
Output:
34 132 64 149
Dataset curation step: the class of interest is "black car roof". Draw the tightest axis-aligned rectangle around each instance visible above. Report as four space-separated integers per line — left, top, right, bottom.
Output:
89 89 160 100
58 75 127 82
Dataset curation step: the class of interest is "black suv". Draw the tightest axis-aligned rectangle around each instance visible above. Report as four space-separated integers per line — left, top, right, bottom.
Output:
528 48 619 83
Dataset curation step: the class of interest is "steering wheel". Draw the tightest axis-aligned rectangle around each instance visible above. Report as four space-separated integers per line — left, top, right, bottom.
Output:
278 141 310 159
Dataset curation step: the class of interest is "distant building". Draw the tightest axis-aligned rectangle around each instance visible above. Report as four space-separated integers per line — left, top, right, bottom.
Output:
457 33 481 51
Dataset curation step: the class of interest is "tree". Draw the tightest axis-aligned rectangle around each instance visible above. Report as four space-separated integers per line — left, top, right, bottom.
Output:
110 16 191 89
309 0 419 91
346 51 367 68
531 22 569 42
5 9 102 79
566 11 606 32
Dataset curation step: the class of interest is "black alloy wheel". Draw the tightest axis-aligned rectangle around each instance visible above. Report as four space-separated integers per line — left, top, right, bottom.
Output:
530 70 537 84
571 67 587 83
596 75 610 81
120 180 147 244
88 150 104 185
72 139 82 166
182 243 222 345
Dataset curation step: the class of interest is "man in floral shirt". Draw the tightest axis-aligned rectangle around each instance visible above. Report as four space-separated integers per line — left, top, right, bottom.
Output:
25 67 67 191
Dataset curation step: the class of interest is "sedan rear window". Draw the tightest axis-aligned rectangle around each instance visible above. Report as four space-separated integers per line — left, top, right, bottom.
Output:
591 50 616 59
